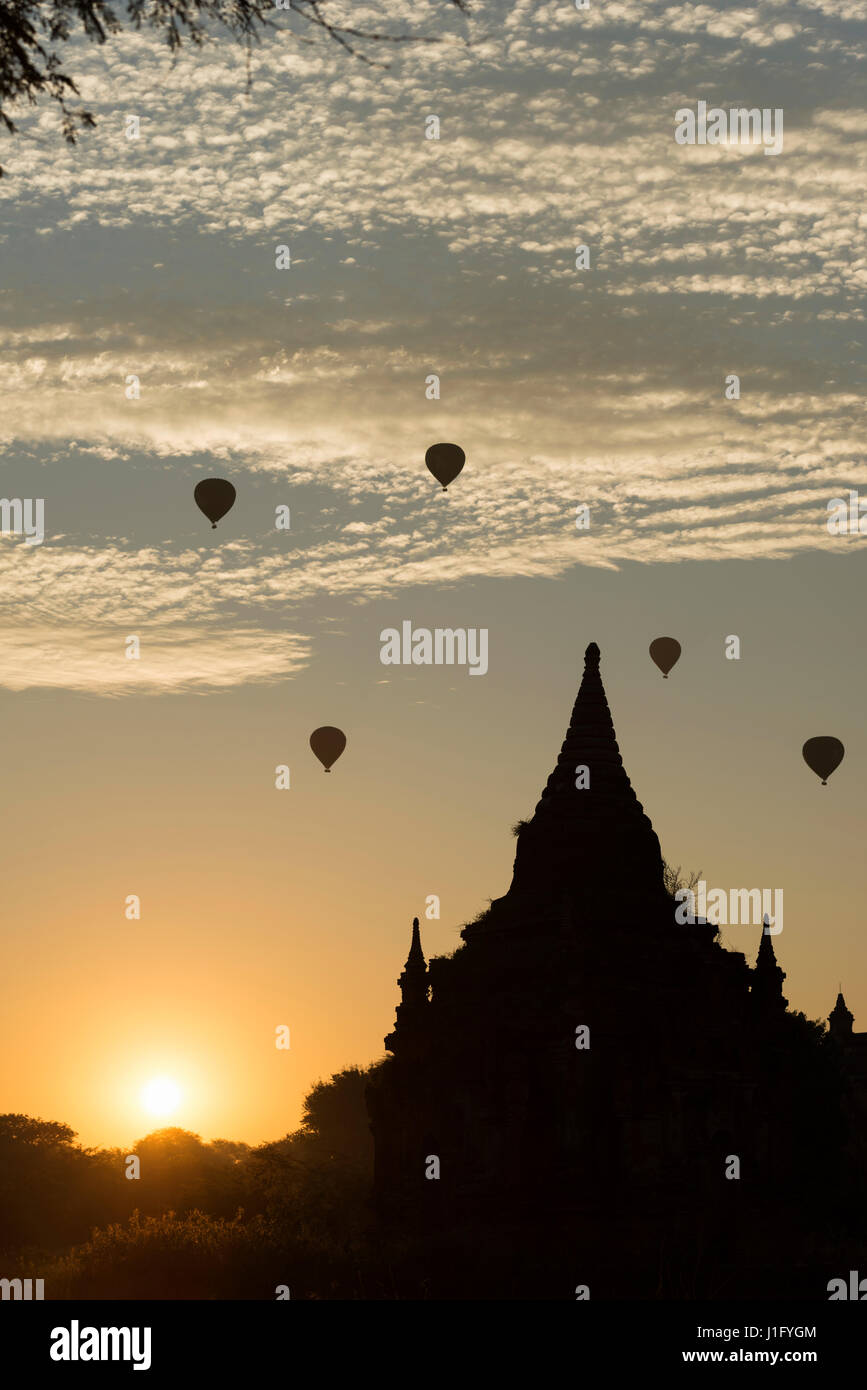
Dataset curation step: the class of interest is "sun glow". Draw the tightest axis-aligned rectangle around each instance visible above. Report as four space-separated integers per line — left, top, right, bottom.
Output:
140 1076 182 1118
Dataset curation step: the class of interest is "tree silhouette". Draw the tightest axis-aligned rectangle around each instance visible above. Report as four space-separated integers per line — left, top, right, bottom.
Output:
662 859 702 901
131 1126 252 1218
299 1064 378 1161
0 1063 383 1285
0 1112 109 1253
0 1113 76 1147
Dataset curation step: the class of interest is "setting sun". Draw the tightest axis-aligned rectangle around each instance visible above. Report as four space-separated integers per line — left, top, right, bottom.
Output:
140 1077 182 1119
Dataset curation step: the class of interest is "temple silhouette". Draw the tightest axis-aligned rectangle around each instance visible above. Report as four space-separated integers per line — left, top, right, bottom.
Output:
367 643 865 1298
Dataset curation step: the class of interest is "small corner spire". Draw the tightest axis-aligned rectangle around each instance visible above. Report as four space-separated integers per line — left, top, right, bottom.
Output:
384 916 429 1055
406 916 425 970
753 917 787 1012
829 990 854 1040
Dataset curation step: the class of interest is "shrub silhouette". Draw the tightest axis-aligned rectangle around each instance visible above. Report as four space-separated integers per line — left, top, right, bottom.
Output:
5 1062 389 1298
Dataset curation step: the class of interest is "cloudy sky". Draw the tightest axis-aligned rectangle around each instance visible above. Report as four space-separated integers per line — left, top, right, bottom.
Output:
0 0 865 1147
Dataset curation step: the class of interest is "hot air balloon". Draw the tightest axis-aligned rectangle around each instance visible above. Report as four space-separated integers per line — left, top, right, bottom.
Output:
425 443 465 491
194 478 236 529
310 726 346 773
802 736 844 786
649 637 681 678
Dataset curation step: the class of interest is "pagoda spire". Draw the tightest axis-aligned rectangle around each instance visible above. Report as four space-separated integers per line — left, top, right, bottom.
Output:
404 916 426 978
493 642 667 925
751 916 788 1012
384 918 429 1053
828 990 854 1041
532 642 651 819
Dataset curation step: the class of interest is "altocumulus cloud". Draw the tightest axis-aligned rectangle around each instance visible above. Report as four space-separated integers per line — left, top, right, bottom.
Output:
0 0 863 691
0 623 311 694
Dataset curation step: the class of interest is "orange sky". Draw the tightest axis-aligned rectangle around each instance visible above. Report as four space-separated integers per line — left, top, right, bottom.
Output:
2 553 865 1148
1 6 864 1150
